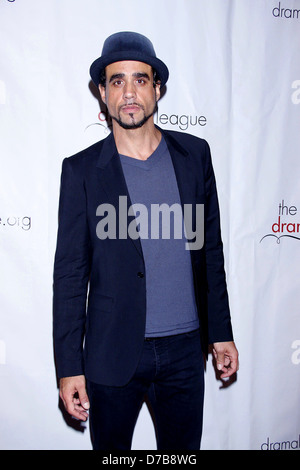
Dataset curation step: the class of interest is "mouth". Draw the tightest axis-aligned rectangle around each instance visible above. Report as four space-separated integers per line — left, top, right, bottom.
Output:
120 103 142 114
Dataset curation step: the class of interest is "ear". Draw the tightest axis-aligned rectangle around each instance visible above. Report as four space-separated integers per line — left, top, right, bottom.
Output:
154 82 161 102
98 85 106 104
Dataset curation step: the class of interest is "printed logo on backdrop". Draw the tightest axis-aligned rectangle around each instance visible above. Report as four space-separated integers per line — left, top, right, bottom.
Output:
261 435 300 450
87 110 207 136
0 215 31 231
260 200 300 244
291 340 300 365
272 2 300 19
291 80 300 104
155 112 207 131
86 110 112 135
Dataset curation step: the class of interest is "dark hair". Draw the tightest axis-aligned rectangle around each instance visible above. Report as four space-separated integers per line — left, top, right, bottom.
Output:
98 67 161 88
98 68 106 87
152 68 161 87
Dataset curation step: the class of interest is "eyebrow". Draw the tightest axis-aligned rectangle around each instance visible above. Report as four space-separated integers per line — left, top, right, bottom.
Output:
108 72 151 83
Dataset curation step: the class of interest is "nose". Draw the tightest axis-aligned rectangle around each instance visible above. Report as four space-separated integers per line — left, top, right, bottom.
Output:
123 81 136 100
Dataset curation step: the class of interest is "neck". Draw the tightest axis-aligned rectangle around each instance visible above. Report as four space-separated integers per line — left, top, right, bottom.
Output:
113 120 161 160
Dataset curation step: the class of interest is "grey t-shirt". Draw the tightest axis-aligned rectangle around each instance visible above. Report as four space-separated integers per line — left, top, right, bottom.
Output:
119 136 199 337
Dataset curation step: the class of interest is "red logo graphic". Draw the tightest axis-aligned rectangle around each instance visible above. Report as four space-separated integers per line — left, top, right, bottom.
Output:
260 200 300 243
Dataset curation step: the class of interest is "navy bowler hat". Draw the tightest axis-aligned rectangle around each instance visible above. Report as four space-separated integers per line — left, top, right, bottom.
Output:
90 31 169 88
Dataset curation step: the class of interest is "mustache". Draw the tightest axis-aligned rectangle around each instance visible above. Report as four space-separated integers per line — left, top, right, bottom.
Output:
119 102 145 111
112 102 158 130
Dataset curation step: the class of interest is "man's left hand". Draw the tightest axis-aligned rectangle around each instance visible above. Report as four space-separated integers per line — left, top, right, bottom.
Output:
212 341 239 379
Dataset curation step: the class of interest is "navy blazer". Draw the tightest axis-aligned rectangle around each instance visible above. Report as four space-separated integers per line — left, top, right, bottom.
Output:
53 127 233 386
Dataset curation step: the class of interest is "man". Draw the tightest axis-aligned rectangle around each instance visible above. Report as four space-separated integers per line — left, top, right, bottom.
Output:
53 31 238 450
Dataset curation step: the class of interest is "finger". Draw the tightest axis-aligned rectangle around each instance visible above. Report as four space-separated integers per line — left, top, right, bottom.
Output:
77 386 90 411
74 404 89 420
216 352 225 371
212 348 224 371
224 355 231 367
221 357 239 378
220 366 234 378
68 400 89 421
60 388 88 421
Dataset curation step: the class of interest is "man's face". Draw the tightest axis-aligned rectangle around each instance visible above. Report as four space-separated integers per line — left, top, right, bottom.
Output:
99 61 161 130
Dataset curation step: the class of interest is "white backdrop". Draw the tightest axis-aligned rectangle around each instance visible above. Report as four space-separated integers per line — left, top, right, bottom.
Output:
0 0 299 450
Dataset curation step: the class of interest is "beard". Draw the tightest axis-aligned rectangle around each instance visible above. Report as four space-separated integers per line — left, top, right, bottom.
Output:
111 102 158 130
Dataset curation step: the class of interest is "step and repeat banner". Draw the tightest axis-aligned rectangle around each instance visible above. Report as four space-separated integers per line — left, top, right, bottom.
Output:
0 0 299 450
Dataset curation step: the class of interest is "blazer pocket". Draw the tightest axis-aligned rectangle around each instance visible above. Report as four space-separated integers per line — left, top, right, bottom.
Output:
87 292 114 313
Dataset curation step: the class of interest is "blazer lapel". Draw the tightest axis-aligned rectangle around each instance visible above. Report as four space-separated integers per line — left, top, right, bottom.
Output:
96 132 143 258
162 129 197 218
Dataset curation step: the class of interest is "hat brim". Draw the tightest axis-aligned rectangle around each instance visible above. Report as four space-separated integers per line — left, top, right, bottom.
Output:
90 50 169 88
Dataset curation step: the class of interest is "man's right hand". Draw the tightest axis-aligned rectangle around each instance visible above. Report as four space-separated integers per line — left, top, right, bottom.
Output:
59 375 90 421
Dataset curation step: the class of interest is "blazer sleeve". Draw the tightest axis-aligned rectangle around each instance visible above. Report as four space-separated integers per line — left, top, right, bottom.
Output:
53 157 91 379
203 141 234 344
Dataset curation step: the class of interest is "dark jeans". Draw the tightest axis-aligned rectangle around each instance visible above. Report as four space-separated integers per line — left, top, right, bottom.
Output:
87 329 205 450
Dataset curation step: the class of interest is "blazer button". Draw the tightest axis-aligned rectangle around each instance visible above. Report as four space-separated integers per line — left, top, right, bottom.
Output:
137 272 144 278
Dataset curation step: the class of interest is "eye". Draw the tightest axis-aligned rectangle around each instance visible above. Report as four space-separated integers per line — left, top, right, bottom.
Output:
112 80 124 87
